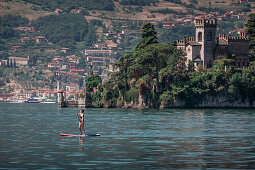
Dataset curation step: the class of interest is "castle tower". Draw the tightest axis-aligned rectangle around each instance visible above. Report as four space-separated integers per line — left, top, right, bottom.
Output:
195 19 217 68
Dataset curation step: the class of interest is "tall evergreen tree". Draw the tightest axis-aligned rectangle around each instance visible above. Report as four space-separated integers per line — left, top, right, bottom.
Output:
135 23 158 50
246 13 255 48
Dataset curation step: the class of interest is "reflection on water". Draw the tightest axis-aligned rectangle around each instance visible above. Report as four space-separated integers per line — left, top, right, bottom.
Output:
79 137 84 151
0 103 255 169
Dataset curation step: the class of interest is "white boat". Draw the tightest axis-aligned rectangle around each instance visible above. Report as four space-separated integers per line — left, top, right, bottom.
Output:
40 99 56 103
24 98 40 103
8 100 24 103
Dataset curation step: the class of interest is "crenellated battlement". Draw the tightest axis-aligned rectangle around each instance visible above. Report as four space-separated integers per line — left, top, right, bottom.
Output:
217 33 249 42
176 40 186 46
195 19 217 28
228 36 249 41
176 37 196 46
240 32 247 37
218 34 229 41
186 37 196 42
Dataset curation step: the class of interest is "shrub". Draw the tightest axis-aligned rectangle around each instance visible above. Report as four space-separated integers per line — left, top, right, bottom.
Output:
124 88 139 103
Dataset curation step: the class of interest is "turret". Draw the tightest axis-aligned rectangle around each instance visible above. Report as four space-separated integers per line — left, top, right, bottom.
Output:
195 19 217 68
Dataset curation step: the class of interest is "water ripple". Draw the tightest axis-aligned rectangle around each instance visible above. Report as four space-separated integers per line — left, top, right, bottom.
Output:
1 104 255 169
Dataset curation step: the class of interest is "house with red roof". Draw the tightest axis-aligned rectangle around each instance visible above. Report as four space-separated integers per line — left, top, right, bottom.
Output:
66 84 79 91
70 69 85 75
13 27 35 32
35 36 48 44
8 57 29 67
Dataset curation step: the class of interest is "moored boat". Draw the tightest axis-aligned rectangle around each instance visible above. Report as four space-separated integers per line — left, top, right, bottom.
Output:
24 98 40 103
40 99 56 103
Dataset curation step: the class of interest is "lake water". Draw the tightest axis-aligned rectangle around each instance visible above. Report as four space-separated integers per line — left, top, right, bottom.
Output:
1 103 255 169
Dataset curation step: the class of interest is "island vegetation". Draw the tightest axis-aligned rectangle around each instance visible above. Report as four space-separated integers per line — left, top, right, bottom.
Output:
86 15 255 108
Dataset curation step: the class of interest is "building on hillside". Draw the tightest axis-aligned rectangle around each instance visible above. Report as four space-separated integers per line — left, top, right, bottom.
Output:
66 55 79 64
86 56 116 63
48 56 63 69
48 62 61 69
13 27 35 32
0 93 14 101
55 8 64 14
69 69 85 75
176 19 249 69
84 49 113 57
66 84 79 91
94 43 106 49
21 37 34 43
240 0 248 4
8 57 29 67
35 36 48 44
0 60 7 66
37 88 57 98
24 90 37 99
10 46 22 52
60 48 70 53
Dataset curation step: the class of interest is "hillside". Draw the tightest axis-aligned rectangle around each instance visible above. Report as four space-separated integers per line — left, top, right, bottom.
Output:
0 0 253 22
0 1 54 20
0 0 252 99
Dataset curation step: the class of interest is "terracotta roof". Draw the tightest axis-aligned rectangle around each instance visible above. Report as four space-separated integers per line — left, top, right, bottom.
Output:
69 84 78 87
70 69 85 72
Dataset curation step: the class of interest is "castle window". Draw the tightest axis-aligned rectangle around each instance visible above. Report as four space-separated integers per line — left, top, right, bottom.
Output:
207 32 212 41
198 32 202 42
243 62 246 67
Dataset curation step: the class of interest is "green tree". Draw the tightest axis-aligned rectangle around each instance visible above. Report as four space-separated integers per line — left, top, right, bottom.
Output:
32 14 96 49
246 13 255 48
86 74 102 92
135 23 158 50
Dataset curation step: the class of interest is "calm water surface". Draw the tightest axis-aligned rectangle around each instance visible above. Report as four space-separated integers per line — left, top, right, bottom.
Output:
1 103 255 169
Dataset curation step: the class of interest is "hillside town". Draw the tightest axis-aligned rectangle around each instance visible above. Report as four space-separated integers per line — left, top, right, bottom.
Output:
0 0 252 103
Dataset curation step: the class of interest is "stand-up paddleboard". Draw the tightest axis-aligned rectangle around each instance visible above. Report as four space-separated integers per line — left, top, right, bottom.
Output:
59 133 100 137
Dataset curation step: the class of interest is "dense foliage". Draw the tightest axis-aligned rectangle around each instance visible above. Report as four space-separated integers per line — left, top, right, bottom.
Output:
0 15 29 40
101 23 186 106
0 14 29 28
23 0 114 11
86 74 102 92
246 13 255 48
32 14 97 49
89 22 255 108
246 13 255 61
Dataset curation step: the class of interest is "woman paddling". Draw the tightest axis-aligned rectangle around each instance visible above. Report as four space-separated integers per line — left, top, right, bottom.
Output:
76 109 85 135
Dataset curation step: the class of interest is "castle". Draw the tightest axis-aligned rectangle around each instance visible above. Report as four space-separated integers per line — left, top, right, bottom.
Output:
176 19 249 69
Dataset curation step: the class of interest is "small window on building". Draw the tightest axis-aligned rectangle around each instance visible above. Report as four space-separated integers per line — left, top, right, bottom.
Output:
238 62 240 67
243 62 246 67
198 32 202 42
207 32 212 41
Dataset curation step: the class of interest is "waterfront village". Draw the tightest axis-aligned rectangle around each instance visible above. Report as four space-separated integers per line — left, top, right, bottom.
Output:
0 0 252 103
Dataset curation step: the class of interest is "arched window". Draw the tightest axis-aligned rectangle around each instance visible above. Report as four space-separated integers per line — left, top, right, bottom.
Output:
198 32 202 42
